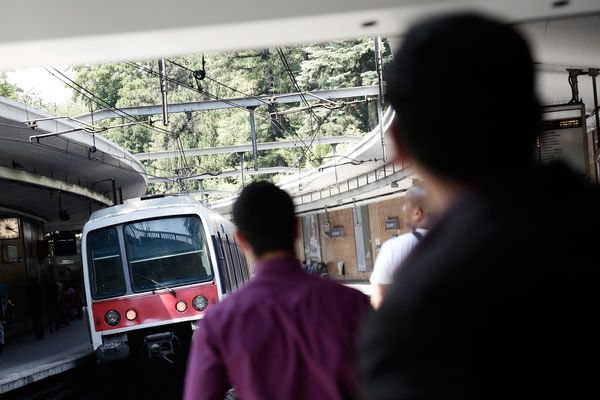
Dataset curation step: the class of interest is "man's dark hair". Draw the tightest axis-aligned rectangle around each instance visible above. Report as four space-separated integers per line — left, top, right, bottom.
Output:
233 181 296 257
387 14 540 183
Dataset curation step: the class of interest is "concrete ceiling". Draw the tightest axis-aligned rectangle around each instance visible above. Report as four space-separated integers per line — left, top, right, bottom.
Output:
1 0 600 220
521 15 600 119
0 98 147 229
1 0 600 70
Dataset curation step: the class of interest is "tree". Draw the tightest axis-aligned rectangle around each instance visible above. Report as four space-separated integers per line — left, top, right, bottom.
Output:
0 73 18 99
69 37 391 196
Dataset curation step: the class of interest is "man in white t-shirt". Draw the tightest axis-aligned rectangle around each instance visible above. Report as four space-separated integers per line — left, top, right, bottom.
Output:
370 186 430 309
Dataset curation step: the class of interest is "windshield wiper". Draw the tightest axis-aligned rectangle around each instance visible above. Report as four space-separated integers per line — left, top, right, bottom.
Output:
135 273 177 297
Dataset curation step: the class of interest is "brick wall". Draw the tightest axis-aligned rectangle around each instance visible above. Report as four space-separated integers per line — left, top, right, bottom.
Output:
317 208 371 281
367 197 413 261
296 194 420 282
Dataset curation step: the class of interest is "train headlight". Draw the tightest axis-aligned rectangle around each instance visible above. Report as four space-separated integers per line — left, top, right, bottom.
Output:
105 310 121 326
175 300 187 313
126 309 137 321
192 295 208 311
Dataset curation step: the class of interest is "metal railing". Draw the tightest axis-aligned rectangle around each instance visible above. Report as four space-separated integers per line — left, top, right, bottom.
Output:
295 162 406 206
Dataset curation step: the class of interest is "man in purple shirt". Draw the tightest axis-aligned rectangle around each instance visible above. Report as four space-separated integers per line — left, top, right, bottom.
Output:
184 182 370 400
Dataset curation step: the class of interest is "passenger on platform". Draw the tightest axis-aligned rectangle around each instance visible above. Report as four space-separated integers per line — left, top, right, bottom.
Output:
359 14 599 399
60 281 74 327
27 277 45 340
72 280 84 320
369 186 431 309
45 278 60 332
0 290 6 360
184 181 370 400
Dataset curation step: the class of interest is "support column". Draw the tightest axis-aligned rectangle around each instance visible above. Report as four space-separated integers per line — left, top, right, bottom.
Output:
374 35 386 162
239 152 245 187
353 204 373 273
248 107 258 171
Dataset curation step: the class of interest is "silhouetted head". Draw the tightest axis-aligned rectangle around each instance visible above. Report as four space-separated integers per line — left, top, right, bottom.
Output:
388 14 540 184
233 181 296 258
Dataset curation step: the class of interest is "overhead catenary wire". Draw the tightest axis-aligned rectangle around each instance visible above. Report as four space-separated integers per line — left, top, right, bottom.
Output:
168 58 324 167
168 57 344 155
128 59 321 167
44 67 183 140
276 48 323 148
44 67 189 182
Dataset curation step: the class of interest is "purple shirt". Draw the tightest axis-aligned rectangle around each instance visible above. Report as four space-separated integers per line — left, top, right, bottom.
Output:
184 255 370 400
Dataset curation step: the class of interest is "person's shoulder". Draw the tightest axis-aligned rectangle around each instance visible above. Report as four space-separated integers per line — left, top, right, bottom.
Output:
310 276 369 302
202 280 262 322
384 232 419 250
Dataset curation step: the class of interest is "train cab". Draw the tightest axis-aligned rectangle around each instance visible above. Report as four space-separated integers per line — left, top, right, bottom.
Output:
81 195 250 362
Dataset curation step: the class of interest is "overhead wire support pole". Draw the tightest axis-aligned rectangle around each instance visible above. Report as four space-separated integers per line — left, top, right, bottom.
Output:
332 143 340 193
374 35 387 162
567 68 584 104
588 68 600 152
199 180 206 205
248 106 258 171
158 59 169 126
239 152 245 187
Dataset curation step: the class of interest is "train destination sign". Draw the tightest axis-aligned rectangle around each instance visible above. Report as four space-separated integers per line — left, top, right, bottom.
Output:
538 104 590 179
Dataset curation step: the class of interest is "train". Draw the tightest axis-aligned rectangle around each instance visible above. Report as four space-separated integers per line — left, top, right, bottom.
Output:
81 195 250 362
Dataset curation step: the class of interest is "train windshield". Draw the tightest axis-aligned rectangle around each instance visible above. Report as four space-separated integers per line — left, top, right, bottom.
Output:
123 215 213 292
88 227 126 299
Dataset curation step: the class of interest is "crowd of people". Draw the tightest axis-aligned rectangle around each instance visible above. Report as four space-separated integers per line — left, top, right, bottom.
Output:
30 277 84 340
183 13 598 400
0 275 84 360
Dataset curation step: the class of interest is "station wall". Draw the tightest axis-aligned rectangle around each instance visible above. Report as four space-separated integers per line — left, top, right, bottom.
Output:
0 218 45 337
297 195 416 281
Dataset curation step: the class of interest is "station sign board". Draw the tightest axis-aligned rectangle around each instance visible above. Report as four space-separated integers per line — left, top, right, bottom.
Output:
329 226 344 238
385 217 399 230
538 103 590 179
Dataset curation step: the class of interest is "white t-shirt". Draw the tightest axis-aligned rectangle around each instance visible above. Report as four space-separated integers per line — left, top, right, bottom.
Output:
369 228 428 285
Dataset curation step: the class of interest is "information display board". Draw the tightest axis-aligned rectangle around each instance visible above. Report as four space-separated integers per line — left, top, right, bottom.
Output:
538 104 589 178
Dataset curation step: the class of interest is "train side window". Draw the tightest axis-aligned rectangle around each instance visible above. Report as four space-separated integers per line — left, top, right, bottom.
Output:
219 233 238 290
232 240 248 283
87 227 126 299
225 234 243 287
240 250 250 280
213 234 232 294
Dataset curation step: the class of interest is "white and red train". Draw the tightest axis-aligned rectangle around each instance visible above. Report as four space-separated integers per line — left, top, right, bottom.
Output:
81 195 250 361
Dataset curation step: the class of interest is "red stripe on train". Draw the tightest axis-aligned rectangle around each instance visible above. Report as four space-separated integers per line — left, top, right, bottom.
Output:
91 282 218 332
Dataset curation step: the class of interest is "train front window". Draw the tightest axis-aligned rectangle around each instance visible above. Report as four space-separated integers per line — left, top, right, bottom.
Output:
88 227 126 299
124 215 213 292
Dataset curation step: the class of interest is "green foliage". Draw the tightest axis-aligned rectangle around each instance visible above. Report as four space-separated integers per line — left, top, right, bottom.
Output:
69 37 392 196
72 64 136 108
0 73 18 99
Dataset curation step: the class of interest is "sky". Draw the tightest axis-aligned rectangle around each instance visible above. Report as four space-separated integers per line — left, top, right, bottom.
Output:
6 66 73 104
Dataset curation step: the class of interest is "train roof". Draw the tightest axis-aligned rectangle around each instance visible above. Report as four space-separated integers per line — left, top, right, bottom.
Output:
88 195 229 224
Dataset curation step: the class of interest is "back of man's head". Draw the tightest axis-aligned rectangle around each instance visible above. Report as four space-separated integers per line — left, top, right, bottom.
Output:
233 181 296 257
404 186 432 228
405 186 428 212
388 14 539 183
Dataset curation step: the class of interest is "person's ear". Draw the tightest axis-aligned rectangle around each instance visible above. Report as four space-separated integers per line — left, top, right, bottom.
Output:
414 207 423 221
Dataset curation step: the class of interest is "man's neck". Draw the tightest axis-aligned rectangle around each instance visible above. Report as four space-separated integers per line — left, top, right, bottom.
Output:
255 250 295 263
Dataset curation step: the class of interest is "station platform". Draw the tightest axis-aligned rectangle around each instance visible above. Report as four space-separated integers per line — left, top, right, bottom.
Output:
0 319 93 394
